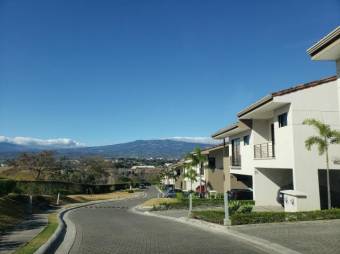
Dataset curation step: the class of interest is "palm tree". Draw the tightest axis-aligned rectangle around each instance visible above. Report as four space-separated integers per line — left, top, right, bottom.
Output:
186 148 207 197
183 163 198 192
303 118 340 209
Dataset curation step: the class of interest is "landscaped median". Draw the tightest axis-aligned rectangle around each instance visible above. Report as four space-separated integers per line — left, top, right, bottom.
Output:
192 208 340 225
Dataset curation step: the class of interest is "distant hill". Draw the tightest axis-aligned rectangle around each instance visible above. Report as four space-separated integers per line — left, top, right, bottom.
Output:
0 139 214 160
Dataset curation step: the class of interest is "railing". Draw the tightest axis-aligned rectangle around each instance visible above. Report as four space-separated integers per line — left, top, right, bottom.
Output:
254 142 275 159
230 155 241 167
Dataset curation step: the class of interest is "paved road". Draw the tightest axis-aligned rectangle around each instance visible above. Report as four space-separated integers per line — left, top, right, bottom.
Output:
68 187 262 254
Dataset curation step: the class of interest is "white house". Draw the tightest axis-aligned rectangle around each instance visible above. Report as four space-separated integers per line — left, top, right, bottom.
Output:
212 26 340 211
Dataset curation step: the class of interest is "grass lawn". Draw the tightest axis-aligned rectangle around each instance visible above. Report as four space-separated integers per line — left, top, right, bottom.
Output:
141 198 180 208
66 190 136 203
14 213 58 254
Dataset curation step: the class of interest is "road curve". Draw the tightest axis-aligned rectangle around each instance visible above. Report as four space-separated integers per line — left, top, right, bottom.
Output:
68 187 263 254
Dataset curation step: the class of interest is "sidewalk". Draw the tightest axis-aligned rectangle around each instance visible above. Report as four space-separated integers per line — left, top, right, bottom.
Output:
146 209 340 254
0 213 48 254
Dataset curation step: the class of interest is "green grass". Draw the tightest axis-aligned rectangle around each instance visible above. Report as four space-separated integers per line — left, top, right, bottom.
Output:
14 213 58 254
192 208 340 225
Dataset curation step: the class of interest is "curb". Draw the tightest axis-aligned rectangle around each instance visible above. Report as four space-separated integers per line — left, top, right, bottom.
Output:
34 192 142 254
131 207 301 254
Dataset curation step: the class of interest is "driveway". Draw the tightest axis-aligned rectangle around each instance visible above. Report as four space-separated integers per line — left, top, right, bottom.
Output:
68 187 263 254
234 219 340 254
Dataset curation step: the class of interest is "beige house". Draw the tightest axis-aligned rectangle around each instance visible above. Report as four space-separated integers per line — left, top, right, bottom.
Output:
201 144 249 194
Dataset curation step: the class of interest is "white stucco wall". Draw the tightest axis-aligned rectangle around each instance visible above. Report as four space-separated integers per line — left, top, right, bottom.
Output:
229 130 254 176
275 79 340 210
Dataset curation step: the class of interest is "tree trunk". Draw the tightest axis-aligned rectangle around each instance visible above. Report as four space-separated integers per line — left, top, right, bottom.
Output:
326 146 332 209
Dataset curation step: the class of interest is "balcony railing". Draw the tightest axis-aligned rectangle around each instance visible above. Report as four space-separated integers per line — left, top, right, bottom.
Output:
254 142 275 159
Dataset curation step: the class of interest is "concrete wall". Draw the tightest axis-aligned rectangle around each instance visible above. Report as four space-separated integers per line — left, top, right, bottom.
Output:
229 130 254 176
254 168 293 206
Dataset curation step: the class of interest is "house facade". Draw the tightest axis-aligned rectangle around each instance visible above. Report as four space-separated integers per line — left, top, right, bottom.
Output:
212 27 340 211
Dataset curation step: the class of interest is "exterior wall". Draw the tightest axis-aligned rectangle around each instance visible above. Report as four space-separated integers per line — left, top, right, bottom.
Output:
205 168 224 193
254 168 293 206
274 80 340 210
229 130 253 176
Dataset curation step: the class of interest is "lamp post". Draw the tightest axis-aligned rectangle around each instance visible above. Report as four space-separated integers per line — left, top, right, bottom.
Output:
224 191 231 226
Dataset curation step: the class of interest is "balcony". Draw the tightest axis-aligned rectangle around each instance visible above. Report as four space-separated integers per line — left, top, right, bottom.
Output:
254 142 275 159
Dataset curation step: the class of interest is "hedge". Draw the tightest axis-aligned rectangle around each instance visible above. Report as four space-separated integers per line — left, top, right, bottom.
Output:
0 179 16 196
192 208 340 225
0 179 131 196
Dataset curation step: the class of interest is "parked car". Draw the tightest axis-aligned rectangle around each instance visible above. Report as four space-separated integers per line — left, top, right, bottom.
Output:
139 183 146 189
163 189 176 198
228 189 253 200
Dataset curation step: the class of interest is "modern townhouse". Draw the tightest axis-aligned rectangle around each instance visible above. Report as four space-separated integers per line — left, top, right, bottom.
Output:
200 144 249 195
212 27 340 211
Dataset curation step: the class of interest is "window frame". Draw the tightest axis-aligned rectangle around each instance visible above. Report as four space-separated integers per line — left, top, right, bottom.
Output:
278 112 288 128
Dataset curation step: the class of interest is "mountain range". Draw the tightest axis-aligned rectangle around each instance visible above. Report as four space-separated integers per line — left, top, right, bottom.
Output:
0 139 214 160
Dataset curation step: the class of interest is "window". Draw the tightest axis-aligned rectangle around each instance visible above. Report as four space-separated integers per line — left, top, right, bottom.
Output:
208 157 216 169
231 138 241 166
243 135 250 145
278 112 288 128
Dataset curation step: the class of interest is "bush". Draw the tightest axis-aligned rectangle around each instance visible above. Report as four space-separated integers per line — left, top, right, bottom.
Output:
238 204 253 214
128 190 134 193
0 179 16 196
231 209 340 225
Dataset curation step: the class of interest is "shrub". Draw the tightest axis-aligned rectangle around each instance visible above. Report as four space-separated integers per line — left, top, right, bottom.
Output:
238 204 253 214
0 179 16 196
128 190 134 193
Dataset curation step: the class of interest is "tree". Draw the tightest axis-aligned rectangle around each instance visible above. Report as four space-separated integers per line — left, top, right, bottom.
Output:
303 118 340 209
160 165 177 185
186 148 207 196
16 151 56 180
34 151 57 180
183 162 198 192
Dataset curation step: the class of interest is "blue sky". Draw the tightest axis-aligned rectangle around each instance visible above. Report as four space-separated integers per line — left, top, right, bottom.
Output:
0 0 339 146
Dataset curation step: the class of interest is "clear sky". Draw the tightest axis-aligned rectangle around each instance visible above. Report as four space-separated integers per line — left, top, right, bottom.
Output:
0 0 339 146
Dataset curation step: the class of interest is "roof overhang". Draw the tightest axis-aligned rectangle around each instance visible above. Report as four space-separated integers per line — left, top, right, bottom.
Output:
211 121 250 139
307 26 340 61
238 100 289 120
201 144 225 155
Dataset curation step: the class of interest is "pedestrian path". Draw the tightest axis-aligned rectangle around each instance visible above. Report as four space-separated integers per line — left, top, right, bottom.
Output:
0 214 48 254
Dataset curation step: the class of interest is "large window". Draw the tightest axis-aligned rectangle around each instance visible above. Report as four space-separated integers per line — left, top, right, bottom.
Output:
278 112 288 128
231 138 241 166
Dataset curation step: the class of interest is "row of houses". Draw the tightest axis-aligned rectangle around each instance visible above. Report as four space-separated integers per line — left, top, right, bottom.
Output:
166 26 340 212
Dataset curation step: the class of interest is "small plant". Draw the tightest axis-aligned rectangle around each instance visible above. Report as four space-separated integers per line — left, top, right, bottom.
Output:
229 200 241 215
128 190 134 193
238 204 253 214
